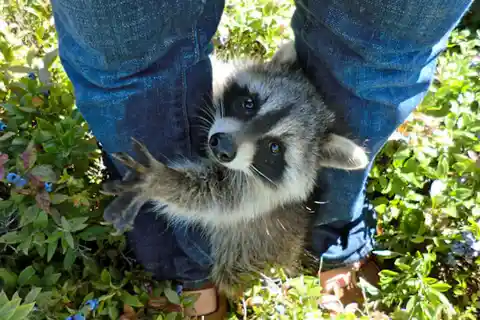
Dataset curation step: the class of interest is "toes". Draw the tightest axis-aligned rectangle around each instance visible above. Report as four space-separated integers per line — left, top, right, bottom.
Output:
131 137 156 167
102 177 143 195
103 191 143 223
111 152 147 173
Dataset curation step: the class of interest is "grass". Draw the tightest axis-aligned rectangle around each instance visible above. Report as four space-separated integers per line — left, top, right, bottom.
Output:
0 0 479 319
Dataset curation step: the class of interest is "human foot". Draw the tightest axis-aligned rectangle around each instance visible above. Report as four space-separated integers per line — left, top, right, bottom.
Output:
146 284 228 319
317 256 380 314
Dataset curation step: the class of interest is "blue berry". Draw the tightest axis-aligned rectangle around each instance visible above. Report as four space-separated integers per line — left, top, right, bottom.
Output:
471 241 480 252
461 231 475 246
65 317 73 320
28 72 36 80
0 121 6 131
458 176 468 184
73 314 85 320
44 182 53 193
85 298 99 311
6 173 19 183
15 177 28 188
451 241 467 255
175 284 183 295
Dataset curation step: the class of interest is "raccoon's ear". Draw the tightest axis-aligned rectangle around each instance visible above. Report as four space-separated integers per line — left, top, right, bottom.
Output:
270 40 298 67
317 134 370 170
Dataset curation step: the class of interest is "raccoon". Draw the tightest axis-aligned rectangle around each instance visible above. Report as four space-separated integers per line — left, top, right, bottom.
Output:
102 41 369 299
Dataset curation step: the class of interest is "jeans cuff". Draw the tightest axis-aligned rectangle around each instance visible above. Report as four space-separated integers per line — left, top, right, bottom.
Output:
181 278 213 290
319 240 374 272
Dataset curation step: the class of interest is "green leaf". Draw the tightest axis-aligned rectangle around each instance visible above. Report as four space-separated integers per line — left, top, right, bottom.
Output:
78 226 111 241
68 217 89 232
121 291 144 307
379 269 399 278
64 232 74 249
63 248 76 270
10 303 35 319
165 312 179 320
24 287 42 304
6 65 35 73
20 206 40 227
50 193 69 204
400 209 424 236
0 132 16 142
42 48 58 69
0 298 20 320
0 291 8 306
33 211 48 229
30 164 57 182
0 269 18 291
430 282 451 292
17 266 36 286
18 236 32 255
17 106 37 113
0 232 24 244
60 216 71 231
100 269 111 285
428 288 456 316
452 187 473 199
108 304 120 320
47 239 57 262
410 235 425 244
36 118 56 133
436 156 449 178
163 287 181 304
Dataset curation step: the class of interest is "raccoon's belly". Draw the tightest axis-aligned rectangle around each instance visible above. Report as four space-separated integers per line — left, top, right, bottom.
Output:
209 204 310 272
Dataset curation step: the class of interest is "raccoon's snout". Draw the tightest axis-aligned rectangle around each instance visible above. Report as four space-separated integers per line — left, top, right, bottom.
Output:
209 132 237 163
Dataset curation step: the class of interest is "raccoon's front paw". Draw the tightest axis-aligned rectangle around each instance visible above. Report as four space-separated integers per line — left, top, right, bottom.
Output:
101 137 163 233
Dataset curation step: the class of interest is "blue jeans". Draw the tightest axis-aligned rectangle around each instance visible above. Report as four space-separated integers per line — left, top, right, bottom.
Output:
50 0 472 288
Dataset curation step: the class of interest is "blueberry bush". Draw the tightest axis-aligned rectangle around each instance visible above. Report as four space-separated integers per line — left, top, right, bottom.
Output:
0 0 479 319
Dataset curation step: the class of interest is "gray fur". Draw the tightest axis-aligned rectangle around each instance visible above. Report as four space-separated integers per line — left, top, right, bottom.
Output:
102 41 369 299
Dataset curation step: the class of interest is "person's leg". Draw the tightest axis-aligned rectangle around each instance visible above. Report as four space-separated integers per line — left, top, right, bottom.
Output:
291 0 473 302
50 0 226 316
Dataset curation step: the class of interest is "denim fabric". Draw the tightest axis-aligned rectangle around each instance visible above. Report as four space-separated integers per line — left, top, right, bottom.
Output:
291 0 473 269
50 0 472 286
50 0 224 288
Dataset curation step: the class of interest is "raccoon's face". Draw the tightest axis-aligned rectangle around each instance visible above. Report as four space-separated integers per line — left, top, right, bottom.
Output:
205 41 368 200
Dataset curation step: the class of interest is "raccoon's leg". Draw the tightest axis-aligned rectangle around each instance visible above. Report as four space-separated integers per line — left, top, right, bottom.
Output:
102 137 238 229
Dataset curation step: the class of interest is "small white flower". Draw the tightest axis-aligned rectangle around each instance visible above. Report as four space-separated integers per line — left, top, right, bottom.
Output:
430 180 446 197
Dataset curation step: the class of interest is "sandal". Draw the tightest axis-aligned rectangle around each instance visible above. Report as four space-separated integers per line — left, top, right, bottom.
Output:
317 256 380 314
146 283 228 319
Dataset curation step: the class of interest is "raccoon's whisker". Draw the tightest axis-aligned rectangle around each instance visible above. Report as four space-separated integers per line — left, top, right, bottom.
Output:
191 125 211 134
197 107 216 124
250 165 277 188
200 95 217 122
196 115 214 127
219 101 225 118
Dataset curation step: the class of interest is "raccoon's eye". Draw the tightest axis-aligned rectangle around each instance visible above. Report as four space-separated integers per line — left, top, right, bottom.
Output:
243 98 255 110
269 142 281 154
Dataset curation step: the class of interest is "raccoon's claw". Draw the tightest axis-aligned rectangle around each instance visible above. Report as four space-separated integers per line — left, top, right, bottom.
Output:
103 191 147 233
101 177 142 195
110 152 147 174
110 137 162 172
130 137 156 167
102 137 161 233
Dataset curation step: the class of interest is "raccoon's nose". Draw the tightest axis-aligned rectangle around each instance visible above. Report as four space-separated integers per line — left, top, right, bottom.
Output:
209 133 237 163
